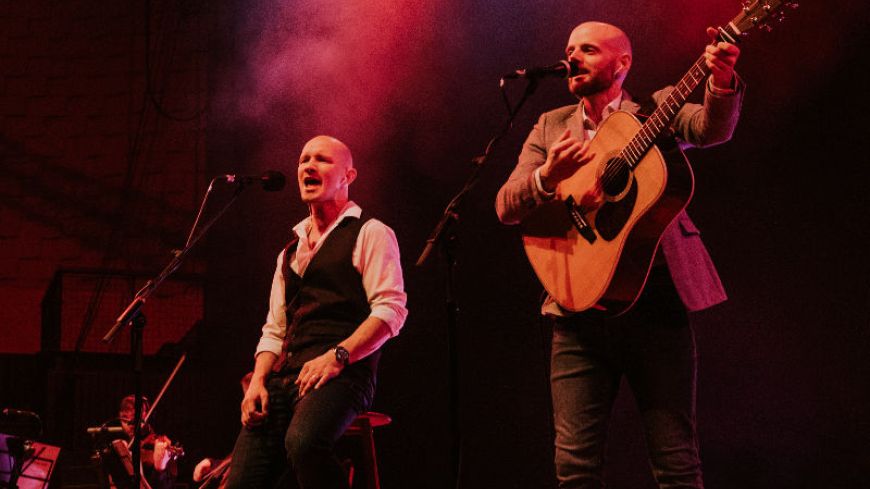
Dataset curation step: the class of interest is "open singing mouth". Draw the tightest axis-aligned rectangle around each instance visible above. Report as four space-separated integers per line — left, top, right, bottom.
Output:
302 176 322 188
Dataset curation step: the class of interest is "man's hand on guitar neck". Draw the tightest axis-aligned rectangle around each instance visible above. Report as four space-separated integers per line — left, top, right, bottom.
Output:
705 26 741 91
539 129 596 193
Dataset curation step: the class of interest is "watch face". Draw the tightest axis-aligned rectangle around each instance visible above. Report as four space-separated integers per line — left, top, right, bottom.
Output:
335 346 349 365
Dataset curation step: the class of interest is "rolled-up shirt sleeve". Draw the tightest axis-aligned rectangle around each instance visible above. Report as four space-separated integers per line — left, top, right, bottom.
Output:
253 214 407 359
355 219 408 336
255 250 287 357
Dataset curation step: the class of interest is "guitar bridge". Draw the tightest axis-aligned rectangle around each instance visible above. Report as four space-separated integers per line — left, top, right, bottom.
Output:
565 196 597 244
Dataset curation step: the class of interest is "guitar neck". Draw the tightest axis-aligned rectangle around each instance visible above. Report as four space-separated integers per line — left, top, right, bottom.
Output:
623 53 711 168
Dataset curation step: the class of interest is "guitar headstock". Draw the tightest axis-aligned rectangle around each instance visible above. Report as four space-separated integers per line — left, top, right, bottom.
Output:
721 0 798 41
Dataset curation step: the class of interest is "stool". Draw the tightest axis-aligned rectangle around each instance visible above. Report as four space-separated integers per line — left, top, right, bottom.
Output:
338 411 391 489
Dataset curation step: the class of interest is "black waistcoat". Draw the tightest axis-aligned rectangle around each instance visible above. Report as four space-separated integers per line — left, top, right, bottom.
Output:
278 214 379 374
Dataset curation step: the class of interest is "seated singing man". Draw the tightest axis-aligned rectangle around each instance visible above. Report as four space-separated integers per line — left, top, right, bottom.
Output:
225 135 408 489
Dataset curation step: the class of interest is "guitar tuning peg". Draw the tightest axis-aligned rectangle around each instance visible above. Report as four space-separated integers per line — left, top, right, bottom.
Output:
760 22 774 32
786 1 799 9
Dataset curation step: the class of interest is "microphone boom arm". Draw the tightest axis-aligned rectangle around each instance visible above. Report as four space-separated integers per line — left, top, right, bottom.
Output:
104 178 245 342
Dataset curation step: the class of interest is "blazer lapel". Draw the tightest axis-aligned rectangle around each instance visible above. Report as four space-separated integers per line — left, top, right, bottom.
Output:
561 91 639 143
564 107 584 142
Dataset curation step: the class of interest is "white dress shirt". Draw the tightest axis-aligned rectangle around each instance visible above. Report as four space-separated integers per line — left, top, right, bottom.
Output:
255 201 408 357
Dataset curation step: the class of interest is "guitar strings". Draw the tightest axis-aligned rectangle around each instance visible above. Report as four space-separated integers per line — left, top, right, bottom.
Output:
597 54 709 190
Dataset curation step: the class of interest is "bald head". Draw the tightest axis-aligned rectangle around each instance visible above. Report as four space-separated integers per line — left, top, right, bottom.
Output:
301 135 354 168
297 135 357 204
570 22 632 58
565 21 633 98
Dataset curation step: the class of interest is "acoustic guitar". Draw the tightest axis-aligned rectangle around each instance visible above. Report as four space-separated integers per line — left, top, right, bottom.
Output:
521 0 795 315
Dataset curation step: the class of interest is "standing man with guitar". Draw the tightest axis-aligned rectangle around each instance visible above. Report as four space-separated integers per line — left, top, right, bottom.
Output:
224 135 408 488
496 21 743 488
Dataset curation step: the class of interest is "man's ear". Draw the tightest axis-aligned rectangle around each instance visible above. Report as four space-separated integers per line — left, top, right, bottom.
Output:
345 167 358 186
616 54 631 78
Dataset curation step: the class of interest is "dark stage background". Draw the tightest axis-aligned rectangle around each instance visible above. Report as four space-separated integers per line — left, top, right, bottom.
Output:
1 1 868 488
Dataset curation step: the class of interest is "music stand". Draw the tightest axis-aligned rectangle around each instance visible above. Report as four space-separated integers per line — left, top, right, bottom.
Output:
0 434 60 489
88 420 135 489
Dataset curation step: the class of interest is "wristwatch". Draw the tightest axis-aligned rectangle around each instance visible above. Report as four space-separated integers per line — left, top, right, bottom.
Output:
332 346 350 367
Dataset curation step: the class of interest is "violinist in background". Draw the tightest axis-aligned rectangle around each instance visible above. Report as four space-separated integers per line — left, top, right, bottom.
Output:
116 395 178 489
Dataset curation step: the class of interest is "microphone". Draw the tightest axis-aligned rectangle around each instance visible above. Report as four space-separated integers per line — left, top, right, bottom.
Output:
503 60 580 80
221 170 286 192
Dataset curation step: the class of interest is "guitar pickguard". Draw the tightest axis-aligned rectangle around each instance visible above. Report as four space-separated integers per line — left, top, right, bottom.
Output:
595 176 638 241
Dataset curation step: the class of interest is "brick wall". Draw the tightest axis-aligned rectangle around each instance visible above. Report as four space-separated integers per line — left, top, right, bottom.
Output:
0 1 211 353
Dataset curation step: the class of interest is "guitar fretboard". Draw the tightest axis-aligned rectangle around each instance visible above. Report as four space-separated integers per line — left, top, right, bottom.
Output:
622 55 711 169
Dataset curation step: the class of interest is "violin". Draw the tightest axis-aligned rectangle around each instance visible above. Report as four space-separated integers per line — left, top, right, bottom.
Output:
141 432 184 470
103 426 184 489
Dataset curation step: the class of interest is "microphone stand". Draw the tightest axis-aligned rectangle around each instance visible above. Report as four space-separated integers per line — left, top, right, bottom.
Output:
102 177 249 487
415 76 542 489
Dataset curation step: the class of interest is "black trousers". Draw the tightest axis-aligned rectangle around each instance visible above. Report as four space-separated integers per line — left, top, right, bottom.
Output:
224 367 374 489
550 267 704 489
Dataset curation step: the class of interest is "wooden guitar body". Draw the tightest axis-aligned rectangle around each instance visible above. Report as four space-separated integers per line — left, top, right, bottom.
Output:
521 110 693 315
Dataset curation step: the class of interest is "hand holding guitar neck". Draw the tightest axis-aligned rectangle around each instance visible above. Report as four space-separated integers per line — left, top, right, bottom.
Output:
704 26 741 89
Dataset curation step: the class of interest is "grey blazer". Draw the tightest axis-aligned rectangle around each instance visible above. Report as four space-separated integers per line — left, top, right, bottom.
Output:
496 81 744 312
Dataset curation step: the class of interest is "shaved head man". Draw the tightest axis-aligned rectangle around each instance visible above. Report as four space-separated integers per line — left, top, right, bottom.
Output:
297 135 356 205
496 19 745 489
565 22 633 99
225 135 408 489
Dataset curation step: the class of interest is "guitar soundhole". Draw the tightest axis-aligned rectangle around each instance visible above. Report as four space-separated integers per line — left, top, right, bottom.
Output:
595 178 638 242
601 157 631 198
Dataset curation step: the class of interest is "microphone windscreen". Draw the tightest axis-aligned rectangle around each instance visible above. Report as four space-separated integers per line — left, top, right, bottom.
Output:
261 170 286 191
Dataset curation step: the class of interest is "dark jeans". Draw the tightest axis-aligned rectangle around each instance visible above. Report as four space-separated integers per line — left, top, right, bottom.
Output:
224 367 374 489
550 267 703 489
